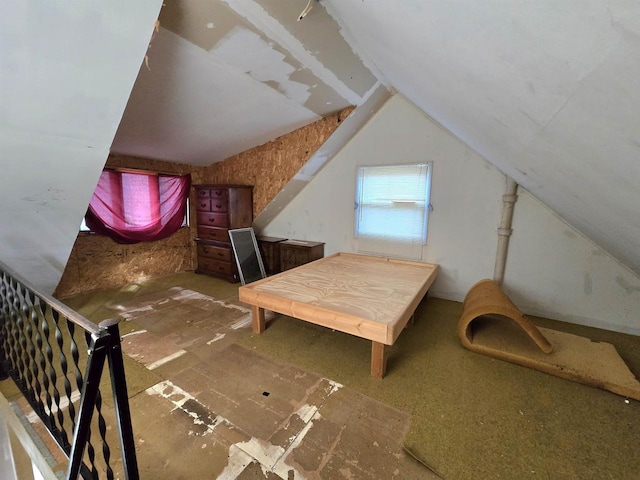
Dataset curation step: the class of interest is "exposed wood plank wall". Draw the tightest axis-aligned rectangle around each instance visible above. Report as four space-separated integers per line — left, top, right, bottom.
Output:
54 108 353 298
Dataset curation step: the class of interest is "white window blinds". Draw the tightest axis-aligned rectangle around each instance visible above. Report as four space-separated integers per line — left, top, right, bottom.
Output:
355 163 432 259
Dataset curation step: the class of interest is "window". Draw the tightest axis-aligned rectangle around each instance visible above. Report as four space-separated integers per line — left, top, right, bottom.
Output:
81 202 189 232
355 163 432 259
83 169 191 243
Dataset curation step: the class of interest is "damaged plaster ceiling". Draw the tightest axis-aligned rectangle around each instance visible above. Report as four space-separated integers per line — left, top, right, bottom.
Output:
110 0 379 165
111 0 640 275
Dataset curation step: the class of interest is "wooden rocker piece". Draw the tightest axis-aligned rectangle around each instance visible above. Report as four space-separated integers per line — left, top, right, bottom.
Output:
458 279 640 401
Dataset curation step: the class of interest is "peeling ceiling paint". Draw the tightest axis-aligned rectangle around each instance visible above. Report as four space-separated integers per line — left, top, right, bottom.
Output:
112 0 376 165
211 26 313 106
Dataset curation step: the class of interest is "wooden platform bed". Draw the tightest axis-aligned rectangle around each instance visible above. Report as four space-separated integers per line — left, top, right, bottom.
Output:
238 252 439 378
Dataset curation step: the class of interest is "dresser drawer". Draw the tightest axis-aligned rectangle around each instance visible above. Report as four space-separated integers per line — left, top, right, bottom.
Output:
197 226 229 243
196 188 211 199
196 197 211 211
210 188 228 200
197 211 228 228
195 197 227 212
197 243 232 262
198 257 234 276
209 198 227 213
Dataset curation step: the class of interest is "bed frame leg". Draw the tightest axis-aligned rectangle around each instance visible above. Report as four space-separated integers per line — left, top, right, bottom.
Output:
252 306 266 334
371 341 387 378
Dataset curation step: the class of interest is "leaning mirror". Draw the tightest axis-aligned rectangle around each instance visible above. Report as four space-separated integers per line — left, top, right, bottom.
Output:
228 227 266 285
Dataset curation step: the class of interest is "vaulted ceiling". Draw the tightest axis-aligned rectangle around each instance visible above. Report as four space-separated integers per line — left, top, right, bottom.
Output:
111 0 640 276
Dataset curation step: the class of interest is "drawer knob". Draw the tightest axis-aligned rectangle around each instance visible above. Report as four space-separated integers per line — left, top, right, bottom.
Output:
209 218 215 223
200 203 207 208
216 204 222 209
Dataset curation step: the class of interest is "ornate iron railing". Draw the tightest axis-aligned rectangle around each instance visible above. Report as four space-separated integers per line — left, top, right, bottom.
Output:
0 262 138 480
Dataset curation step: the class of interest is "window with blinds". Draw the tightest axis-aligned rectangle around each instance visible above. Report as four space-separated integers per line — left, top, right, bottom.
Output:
355 163 432 259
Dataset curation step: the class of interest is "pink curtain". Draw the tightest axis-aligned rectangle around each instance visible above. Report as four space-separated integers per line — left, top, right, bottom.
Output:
85 170 191 244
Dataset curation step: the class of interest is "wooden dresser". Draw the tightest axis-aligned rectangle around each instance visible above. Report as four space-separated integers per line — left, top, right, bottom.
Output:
194 184 253 282
279 240 325 271
257 236 287 275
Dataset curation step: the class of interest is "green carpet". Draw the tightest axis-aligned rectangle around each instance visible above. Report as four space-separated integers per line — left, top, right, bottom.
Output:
239 298 640 479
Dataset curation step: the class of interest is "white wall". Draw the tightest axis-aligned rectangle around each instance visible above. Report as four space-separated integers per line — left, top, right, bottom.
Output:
505 191 640 335
262 94 640 334
0 1 163 294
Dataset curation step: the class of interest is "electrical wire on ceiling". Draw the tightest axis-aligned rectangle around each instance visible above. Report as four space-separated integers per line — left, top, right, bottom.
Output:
297 0 318 21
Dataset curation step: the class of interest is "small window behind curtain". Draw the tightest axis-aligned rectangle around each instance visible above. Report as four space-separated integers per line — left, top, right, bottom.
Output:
355 163 432 260
81 201 189 231
83 170 191 244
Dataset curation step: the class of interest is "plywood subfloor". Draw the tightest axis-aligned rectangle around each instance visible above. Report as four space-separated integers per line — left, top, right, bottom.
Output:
5 278 435 479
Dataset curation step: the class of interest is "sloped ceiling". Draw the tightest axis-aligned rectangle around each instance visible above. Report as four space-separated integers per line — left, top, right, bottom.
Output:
111 0 640 275
111 0 378 164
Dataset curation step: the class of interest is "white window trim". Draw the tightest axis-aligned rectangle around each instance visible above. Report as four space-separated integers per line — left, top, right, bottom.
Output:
354 162 433 259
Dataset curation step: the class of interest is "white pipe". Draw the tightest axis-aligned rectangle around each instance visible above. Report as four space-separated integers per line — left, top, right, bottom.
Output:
493 177 518 285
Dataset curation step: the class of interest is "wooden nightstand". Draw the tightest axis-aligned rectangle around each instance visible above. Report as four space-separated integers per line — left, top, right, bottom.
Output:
279 240 325 271
256 236 287 275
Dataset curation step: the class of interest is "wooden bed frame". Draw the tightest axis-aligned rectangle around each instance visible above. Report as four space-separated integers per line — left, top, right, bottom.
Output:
238 252 439 378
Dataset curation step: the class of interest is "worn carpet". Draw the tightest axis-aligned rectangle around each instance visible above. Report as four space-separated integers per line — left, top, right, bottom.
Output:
239 297 640 479
51 273 640 478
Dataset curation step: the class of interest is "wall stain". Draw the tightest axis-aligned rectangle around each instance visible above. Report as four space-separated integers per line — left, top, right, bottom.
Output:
615 276 640 294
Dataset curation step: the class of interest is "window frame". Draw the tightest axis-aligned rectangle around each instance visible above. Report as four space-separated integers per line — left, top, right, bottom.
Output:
354 162 433 247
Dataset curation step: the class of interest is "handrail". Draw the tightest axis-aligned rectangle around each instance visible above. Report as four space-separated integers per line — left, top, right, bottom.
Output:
0 260 139 479
0 261 100 335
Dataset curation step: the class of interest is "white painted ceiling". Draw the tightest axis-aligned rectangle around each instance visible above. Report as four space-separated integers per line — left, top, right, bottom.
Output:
111 0 640 275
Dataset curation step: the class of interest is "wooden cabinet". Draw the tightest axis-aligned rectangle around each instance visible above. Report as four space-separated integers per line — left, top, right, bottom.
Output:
279 240 325 271
194 184 253 282
257 236 287 275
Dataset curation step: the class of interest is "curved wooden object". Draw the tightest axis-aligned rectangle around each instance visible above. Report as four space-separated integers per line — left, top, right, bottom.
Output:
458 279 640 401
458 279 553 354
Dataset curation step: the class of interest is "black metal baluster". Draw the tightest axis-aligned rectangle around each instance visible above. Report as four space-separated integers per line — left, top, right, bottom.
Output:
84 331 100 480
16 282 37 408
29 292 49 427
68 319 83 432
0 272 11 374
51 309 70 450
56 312 76 450
95 388 113 480
8 277 28 397
67 331 108 480
103 321 139 480
1 274 19 379
67 319 95 479
18 283 37 399
39 302 57 435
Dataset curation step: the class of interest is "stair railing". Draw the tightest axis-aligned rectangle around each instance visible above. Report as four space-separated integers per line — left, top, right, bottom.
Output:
0 261 138 480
